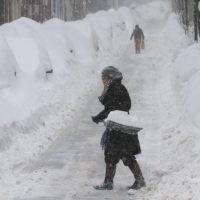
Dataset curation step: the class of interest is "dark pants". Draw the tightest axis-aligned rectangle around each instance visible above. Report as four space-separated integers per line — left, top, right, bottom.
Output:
105 150 136 166
104 131 141 166
102 131 144 186
134 38 142 54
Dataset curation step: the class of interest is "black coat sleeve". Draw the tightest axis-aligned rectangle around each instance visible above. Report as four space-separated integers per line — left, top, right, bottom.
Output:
93 82 131 123
92 106 111 123
93 86 113 122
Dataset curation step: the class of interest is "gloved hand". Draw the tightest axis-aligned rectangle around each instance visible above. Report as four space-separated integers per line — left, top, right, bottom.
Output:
91 116 100 124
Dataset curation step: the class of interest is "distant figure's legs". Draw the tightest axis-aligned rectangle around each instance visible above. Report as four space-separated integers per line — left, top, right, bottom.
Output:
135 39 141 54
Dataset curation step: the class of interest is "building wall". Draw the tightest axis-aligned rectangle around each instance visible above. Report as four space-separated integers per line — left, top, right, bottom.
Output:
0 0 4 25
0 0 21 24
0 0 121 25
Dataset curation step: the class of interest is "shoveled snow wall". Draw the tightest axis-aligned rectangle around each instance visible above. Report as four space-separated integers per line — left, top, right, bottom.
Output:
0 5 136 167
162 13 200 130
0 7 135 190
0 7 133 125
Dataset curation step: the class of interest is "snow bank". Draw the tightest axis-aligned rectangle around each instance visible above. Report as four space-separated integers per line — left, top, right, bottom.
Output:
173 43 200 127
1 18 53 81
134 1 171 26
42 18 76 75
164 13 189 56
1 1 200 199
0 34 17 89
0 7 135 124
0 7 135 198
44 19 97 62
66 20 98 59
85 11 113 51
137 1 170 21
162 12 200 129
118 7 135 35
155 10 200 200
108 9 125 32
108 9 130 53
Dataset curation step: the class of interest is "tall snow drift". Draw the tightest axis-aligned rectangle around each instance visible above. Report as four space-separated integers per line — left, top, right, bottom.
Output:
0 34 17 89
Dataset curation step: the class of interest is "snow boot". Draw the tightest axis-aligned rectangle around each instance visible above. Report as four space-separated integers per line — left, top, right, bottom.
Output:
94 163 116 190
127 177 146 190
127 159 146 190
93 182 113 190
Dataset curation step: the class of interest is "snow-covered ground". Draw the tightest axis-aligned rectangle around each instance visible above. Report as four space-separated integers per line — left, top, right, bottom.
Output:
0 0 200 199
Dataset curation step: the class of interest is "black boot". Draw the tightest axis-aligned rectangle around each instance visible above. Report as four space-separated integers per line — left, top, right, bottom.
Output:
127 177 146 190
94 163 116 190
127 160 146 190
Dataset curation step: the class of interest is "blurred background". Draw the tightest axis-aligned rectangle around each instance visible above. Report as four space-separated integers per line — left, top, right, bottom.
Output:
0 0 130 24
0 0 200 41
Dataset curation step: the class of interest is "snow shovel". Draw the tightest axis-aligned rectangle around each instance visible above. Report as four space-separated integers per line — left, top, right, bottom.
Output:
141 40 145 49
104 120 143 135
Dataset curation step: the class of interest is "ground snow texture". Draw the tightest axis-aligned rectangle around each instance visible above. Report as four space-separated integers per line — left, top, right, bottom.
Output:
0 0 200 199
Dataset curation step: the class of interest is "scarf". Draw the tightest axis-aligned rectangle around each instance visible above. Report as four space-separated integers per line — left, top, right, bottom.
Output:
98 79 112 104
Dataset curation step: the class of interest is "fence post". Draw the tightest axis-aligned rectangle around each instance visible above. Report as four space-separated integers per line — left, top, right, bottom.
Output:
185 0 189 31
198 0 200 38
194 0 199 41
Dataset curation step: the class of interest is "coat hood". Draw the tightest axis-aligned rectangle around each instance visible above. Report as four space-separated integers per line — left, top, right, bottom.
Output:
102 66 123 81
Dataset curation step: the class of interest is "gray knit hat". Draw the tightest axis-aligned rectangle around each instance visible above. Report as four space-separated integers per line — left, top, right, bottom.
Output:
101 66 123 81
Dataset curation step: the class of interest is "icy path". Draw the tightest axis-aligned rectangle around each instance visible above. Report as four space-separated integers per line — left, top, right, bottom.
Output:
14 7 184 200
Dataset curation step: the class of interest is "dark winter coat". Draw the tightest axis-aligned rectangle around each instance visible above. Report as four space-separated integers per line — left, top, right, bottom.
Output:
130 28 144 40
93 80 141 156
93 80 131 122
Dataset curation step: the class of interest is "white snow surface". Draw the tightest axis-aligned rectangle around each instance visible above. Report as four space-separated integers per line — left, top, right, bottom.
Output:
105 111 142 128
0 0 200 199
0 33 17 89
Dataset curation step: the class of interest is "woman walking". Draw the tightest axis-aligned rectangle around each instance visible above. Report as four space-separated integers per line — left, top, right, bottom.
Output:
92 66 146 190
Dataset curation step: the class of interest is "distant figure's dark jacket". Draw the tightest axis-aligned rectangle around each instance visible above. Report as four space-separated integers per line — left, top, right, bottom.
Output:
130 28 144 40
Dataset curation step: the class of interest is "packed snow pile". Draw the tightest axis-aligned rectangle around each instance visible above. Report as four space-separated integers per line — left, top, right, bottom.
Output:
118 7 135 34
0 8 133 125
163 13 190 60
162 11 200 128
0 34 17 89
44 19 98 61
85 11 114 52
133 1 171 26
173 43 200 128
105 110 142 128
0 1 200 199
0 6 136 199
